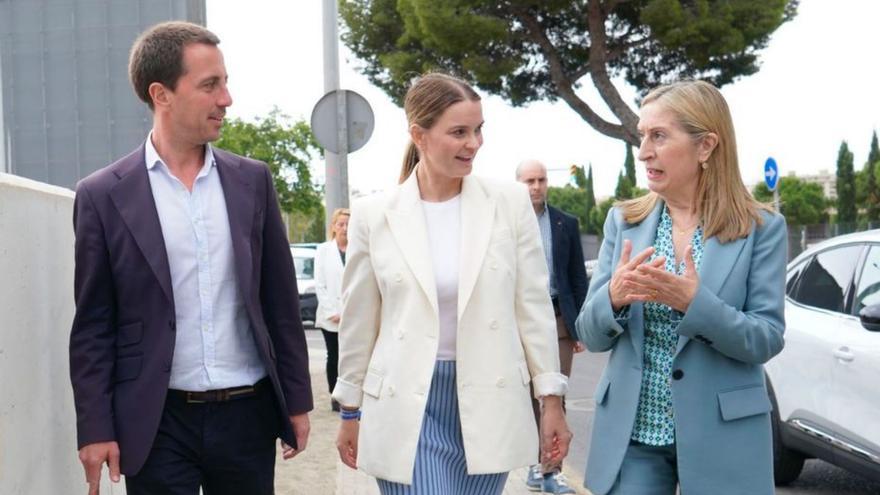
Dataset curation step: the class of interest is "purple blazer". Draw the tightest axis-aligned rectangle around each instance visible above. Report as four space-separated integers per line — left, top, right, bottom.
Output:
69 144 313 475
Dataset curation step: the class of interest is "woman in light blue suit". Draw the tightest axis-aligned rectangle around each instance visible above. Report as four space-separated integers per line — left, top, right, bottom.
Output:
576 80 787 495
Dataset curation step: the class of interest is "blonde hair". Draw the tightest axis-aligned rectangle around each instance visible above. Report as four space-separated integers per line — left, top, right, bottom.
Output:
618 80 770 243
328 208 350 240
399 73 481 183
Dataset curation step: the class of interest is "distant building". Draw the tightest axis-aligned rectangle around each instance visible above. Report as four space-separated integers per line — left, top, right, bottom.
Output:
0 0 206 189
794 169 836 201
747 169 837 202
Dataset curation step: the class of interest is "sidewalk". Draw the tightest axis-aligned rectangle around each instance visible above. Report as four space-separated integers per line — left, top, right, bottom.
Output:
274 329 592 494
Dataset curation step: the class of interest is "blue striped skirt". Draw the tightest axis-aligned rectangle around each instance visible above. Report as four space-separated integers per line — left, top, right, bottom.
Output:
376 360 508 495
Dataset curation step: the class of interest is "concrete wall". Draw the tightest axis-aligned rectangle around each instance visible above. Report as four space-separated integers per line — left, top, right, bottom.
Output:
0 173 121 494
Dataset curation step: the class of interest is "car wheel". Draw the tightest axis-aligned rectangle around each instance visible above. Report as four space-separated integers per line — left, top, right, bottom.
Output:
767 378 805 485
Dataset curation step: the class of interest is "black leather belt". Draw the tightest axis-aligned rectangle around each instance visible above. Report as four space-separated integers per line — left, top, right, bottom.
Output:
170 377 268 404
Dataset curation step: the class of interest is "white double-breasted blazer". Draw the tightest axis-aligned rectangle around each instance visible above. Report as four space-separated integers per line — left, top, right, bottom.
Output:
332 171 567 483
314 240 345 332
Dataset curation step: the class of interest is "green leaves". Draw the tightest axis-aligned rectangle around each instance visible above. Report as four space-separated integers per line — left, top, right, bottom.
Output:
340 0 797 144
753 177 828 226
214 108 323 217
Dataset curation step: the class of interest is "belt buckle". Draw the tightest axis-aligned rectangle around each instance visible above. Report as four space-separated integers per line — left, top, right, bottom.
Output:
227 386 255 399
185 391 206 404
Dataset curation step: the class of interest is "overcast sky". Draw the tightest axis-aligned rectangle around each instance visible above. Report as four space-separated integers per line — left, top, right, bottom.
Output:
207 0 880 199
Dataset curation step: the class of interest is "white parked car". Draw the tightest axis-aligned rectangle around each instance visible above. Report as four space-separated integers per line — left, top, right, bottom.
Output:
290 245 317 327
765 230 880 485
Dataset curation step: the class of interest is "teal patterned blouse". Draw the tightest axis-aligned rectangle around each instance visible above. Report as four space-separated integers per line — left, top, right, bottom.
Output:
631 206 704 446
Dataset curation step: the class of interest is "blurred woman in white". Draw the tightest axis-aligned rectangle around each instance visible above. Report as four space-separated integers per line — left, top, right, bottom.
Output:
314 208 350 412
333 73 572 494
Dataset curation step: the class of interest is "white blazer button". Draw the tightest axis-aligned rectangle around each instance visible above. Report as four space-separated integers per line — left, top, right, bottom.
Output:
490 262 498 270
496 377 506 387
490 320 499 330
388 385 396 396
395 273 403 282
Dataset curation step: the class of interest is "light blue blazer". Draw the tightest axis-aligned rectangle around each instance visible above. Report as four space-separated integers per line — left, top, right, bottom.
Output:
575 201 787 495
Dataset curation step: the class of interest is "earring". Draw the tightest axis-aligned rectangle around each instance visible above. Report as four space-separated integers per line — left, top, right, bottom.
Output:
700 161 708 170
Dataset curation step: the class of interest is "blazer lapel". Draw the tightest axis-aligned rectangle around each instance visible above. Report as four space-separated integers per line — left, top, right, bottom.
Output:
215 150 256 301
384 171 438 315
109 145 174 304
620 200 664 364
457 176 495 321
674 233 747 355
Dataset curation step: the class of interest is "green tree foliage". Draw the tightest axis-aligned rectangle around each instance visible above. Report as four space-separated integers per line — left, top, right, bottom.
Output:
584 165 597 234
865 131 880 222
753 177 827 226
835 141 857 224
590 197 617 236
340 0 797 145
215 109 322 214
214 109 325 241
615 171 634 199
547 185 588 233
624 145 636 187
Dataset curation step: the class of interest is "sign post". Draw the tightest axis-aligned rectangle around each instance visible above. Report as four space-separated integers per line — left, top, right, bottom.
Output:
764 157 780 212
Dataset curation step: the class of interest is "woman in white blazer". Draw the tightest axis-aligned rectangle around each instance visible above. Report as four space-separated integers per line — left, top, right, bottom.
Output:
332 73 571 494
314 208 349 412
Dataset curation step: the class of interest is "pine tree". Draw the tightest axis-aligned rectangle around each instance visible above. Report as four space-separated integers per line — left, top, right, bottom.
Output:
615 171 633 200
585 165 597 234
836 141 857 224
867 131 880 222
624 145 636 189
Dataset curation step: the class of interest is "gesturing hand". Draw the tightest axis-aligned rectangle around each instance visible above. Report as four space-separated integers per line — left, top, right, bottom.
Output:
630 244 700 313
609 239 664 312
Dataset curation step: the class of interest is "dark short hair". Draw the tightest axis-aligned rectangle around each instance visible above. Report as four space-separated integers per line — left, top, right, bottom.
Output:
128 21 220 110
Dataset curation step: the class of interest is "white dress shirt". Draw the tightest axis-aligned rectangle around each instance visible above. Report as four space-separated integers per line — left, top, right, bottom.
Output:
145 133 265 391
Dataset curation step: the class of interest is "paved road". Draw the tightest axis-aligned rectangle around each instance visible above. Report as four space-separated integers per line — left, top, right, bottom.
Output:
566 350 880 494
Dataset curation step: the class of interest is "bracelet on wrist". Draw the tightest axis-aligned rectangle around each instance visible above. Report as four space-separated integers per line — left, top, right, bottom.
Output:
340 408 361 421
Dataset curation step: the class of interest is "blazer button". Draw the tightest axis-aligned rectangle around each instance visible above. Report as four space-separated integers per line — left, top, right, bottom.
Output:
387 385 396 397
490 262 498 270
168 320 176 331
164 360 172 372
496 377 506 387
490 320 499 330
672 369 684 380
395 273 403 283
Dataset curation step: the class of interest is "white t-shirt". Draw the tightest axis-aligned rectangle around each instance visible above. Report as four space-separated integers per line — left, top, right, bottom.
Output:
421 195 461 361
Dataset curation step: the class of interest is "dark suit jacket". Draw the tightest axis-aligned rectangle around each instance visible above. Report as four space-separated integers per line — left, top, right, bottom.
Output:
547 205 588 339
69 144 313 475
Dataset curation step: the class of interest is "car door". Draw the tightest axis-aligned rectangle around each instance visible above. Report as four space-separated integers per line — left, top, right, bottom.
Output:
774 243 864 436
830 243 880 459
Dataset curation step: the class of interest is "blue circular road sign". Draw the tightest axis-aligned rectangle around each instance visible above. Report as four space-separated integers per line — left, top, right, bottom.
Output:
764 157 779 191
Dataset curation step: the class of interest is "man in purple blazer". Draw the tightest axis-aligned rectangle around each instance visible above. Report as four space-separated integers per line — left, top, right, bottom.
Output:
69 21 312 495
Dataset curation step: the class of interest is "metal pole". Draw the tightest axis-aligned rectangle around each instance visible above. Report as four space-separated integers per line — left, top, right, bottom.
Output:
322 0 349 237
773 187 780 213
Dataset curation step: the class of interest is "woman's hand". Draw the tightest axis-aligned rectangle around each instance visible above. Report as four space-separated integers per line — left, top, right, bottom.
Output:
539 396 572 468
329 314 341 324
609 239 664 312
630 245 700 313
336 415 359 469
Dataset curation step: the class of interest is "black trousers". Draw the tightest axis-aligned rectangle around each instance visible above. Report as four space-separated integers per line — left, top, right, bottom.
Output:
321 329 339 394
125 379 281 495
